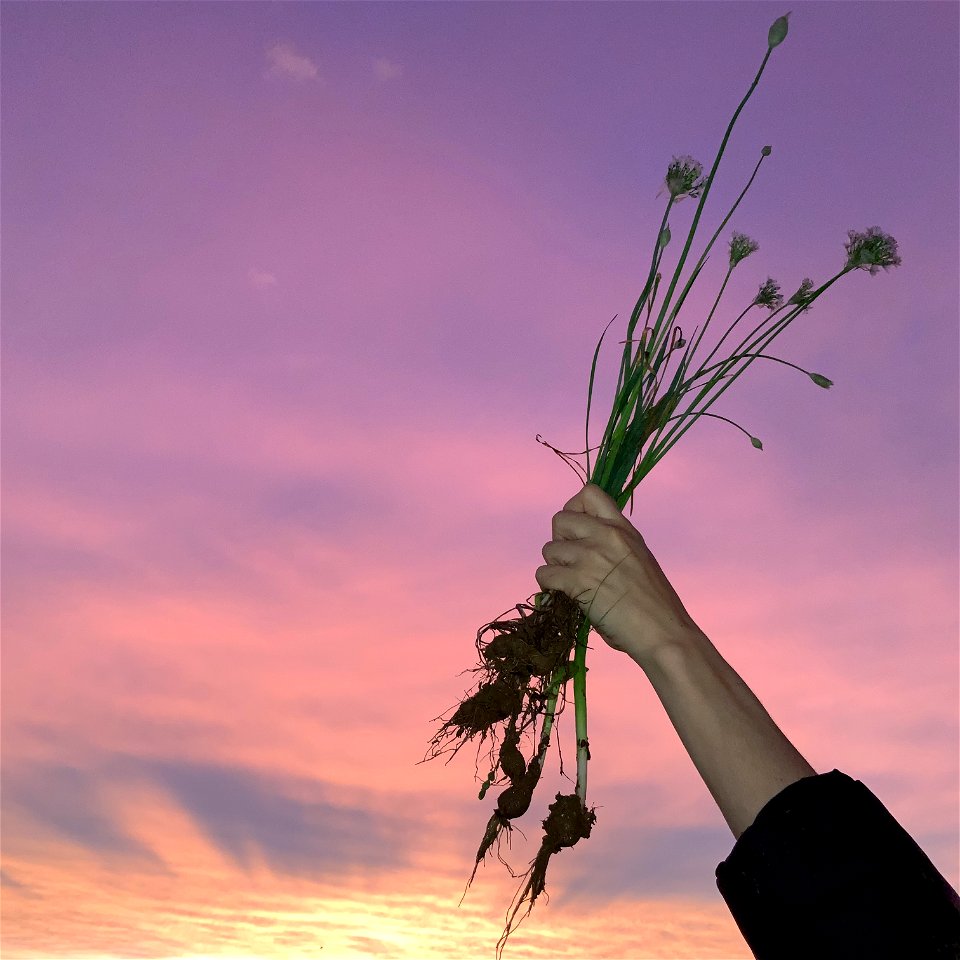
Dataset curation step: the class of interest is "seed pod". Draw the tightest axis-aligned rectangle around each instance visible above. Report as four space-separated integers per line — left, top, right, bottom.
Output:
768 11 791 49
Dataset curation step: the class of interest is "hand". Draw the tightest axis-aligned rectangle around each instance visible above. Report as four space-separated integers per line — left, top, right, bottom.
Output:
535 483 704 666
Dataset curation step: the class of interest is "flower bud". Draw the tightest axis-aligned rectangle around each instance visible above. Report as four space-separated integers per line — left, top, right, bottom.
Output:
751 436 764 450
768 11 791 49
659 225 671 247
810 373 833 389
761 145 772 156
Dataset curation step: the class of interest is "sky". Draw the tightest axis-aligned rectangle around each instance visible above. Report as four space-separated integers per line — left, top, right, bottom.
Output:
1 1 958 958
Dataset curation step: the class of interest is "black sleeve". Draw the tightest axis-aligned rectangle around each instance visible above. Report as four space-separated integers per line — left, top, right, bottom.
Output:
715 769 960 959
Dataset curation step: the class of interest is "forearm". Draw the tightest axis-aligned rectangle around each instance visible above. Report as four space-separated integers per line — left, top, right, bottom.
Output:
633 629 816 839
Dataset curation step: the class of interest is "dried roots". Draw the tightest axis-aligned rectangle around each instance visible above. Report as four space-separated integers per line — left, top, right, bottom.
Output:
421 589 583 768
495 791 597 959
420 589 590 956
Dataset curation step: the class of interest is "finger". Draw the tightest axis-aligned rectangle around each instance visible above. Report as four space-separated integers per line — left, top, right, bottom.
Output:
535 562 557 593
535 561 576 598
541 539 579 566
552 508 606 543
554 496 635 542
563 485 590 514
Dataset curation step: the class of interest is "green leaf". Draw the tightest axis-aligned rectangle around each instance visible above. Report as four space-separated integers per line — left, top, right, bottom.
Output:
586 314 619 478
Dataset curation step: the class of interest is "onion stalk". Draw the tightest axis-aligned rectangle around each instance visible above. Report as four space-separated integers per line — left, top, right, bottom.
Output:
421 11 901 956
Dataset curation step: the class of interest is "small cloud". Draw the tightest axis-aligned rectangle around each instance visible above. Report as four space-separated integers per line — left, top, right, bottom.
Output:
372 58 403 81
1 869 27 891
249 269 277 289
264 41 320 82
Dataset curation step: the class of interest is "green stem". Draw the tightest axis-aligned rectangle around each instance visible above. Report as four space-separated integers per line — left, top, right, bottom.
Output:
531 592 580 769
572 615 591 805
681 267 851 398
644 48 775 372
532 655 572 772
621 269 853 500
534 593 593 806
646 149 770 386
690 351 822 386
685 291 754 383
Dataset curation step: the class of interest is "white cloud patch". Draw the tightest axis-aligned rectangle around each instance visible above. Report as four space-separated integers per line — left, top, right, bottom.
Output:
264 42 320 82
372 58 403 81
249 269 277 289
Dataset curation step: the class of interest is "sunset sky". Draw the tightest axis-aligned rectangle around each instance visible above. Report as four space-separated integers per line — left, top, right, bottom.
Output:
2 2 957 958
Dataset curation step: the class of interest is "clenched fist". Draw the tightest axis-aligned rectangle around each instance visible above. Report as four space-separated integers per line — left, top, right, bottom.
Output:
535 483 705 667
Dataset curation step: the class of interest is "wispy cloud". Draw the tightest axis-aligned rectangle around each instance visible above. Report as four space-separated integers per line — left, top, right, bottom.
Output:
0 869 32 893
3 754 416 879
249 268 277 288
3 761 167 868
373 57 403 81
264 41 319 82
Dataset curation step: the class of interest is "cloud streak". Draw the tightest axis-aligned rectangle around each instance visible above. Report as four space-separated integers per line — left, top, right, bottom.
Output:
264 41 319 82
249 268 277 288
373 57 403 81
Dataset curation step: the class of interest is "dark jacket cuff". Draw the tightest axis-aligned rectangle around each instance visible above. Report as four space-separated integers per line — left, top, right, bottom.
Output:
715 769 960 959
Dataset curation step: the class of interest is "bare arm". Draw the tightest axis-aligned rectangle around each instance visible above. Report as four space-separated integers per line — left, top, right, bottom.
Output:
535 482 815 839
632 628 815 839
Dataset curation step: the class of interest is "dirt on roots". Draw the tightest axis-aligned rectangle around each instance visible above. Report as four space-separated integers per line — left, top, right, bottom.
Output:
421 589 597 956
422 589 583 769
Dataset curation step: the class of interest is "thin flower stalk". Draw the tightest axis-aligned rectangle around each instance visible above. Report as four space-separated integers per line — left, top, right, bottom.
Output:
637 40 782 387
593 145 774 500
632 268 852 488
643 149 772 405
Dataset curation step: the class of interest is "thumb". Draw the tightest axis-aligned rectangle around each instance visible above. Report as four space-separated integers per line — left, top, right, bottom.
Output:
564 482 628 523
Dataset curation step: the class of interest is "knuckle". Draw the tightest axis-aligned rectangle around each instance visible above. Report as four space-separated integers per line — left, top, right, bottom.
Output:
603 525 628 550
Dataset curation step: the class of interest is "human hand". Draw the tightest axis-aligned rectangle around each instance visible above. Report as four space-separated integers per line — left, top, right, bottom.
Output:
535 483 704 667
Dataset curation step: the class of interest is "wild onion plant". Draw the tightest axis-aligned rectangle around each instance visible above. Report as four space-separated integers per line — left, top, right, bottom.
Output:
420 11 900 956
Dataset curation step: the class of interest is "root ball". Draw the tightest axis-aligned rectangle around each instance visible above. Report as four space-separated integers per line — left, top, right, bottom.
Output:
542 792 597 852
448 679 524 736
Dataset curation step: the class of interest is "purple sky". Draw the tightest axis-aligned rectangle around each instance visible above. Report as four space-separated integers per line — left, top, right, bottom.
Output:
2 3 958 958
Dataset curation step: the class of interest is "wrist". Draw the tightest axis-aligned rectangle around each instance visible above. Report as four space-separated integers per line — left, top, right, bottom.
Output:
626 623 712 678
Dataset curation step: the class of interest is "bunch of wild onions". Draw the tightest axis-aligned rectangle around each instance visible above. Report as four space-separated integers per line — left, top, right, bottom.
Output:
420 11 900 957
